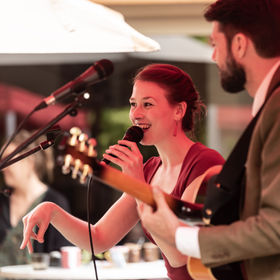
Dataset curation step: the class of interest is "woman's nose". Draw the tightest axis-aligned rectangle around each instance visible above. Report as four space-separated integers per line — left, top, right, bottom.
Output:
131 106 144 118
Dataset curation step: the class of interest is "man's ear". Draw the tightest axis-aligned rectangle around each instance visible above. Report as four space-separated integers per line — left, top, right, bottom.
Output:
231 33 248 59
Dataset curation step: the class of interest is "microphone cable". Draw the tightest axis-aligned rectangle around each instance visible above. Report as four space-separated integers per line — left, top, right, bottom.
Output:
86 176 99 280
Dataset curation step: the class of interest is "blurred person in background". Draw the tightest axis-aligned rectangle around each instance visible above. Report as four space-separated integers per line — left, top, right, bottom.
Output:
0 129 71 265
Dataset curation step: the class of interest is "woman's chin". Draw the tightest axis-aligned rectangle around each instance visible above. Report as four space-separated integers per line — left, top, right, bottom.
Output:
140 140 153 146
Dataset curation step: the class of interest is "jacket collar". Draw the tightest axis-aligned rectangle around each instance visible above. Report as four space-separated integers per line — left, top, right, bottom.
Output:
266 63 280 100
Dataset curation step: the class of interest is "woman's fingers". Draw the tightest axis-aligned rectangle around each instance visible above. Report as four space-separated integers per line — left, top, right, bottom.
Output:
106 143 142 163
103 141 144 180
20 203 52 253
20 215 35 251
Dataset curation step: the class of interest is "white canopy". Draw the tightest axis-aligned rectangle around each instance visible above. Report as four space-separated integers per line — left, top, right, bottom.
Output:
0 0 160 54
131 35 213 63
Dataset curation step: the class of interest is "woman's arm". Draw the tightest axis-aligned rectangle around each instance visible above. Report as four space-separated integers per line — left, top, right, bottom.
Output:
137 198 187 267
21 193 139 253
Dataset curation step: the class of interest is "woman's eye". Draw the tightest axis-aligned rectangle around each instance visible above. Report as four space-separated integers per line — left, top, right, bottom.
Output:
130 102 136 107
144 102 153 108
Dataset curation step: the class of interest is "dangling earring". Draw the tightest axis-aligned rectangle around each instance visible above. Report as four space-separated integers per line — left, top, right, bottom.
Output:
173 120 178 137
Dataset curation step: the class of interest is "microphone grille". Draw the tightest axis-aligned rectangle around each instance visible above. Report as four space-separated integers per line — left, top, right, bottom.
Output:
95 59 114 79
123 126 144 143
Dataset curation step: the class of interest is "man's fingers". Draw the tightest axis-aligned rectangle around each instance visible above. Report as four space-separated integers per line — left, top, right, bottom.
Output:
137 201 153 216
152 187 168 209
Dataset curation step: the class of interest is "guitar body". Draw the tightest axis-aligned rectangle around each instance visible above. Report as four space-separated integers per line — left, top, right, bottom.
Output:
181 165 223 280
188 257 216 280
182 165 244 280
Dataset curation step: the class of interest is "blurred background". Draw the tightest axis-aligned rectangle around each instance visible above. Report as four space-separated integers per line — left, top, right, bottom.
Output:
0 0 252 244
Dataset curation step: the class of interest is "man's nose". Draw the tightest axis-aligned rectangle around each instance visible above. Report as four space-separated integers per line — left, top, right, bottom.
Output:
212 49 217 62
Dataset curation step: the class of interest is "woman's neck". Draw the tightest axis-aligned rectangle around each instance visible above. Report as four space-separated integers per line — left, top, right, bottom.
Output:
12 175 47 200
156 131 194 169
10 176 47 227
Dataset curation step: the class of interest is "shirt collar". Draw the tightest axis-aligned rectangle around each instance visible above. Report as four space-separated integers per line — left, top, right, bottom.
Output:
252 60 280 116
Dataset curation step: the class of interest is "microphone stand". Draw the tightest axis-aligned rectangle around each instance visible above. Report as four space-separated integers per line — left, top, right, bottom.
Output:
0 95 87 171
0 138 55 196
0 140 54 170
0 140 55 197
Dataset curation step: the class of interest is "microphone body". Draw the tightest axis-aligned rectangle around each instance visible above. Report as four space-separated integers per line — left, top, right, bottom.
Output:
103 126 143 165
36 59 114 110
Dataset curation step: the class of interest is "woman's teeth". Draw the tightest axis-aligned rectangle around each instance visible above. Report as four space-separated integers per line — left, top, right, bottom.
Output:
137 124 150 130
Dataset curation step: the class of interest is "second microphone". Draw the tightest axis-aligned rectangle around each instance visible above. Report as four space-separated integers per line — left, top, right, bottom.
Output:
102 126 143 165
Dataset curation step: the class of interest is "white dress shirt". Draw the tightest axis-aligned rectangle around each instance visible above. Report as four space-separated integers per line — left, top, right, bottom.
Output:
175 59 280 258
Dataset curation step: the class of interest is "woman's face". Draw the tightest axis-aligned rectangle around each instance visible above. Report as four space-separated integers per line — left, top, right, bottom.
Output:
129 80 177 146
2 144 33 187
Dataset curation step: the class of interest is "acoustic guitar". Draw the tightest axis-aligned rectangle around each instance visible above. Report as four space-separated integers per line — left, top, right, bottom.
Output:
57 127 222 280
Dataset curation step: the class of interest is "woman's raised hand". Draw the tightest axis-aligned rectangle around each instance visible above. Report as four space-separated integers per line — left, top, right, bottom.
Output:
20 202 56 253
103 140 145 181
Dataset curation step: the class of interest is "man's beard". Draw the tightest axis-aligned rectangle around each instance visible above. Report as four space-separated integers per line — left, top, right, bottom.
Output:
219 54 246 93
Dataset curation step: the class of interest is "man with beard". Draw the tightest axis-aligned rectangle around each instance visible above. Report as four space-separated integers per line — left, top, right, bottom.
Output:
137 0 280 279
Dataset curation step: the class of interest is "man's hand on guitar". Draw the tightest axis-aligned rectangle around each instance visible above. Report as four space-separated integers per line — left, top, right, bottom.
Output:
138 186 186 248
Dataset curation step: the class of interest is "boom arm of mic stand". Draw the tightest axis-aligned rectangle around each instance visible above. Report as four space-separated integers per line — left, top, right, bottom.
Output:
0 140 54 170
0 95 87 171
0 140 55 196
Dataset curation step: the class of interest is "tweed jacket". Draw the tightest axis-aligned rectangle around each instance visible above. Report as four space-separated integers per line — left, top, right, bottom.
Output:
199 65 280 280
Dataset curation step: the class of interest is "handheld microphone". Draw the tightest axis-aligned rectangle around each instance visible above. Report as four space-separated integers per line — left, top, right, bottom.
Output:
35 59 114 110
103 126 144 165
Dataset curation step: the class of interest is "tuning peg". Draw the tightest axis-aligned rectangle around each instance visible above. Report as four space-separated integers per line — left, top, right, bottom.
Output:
87 138 97 157
62 154 73 174
80 164 92 184
72 158 82 179
68 127 82 146
78 133 88 153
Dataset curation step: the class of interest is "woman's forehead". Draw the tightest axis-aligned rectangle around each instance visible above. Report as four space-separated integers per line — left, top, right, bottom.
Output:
131 80 167 97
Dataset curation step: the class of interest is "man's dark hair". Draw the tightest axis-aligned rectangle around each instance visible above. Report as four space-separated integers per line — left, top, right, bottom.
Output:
204 0 280 57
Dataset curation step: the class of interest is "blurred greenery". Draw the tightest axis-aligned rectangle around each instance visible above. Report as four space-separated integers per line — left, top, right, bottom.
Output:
98 107 132 155
192 35 210 45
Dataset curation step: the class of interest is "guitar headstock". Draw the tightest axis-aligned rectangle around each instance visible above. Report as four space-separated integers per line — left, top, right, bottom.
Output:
57 127 98 184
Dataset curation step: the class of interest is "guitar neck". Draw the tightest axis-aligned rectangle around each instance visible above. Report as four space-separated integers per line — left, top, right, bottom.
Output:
93 162 203 223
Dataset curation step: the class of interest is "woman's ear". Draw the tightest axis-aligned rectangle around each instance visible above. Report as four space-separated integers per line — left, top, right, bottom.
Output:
174 101 187 121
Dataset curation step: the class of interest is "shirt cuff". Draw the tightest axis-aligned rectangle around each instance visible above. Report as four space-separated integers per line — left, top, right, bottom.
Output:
175 226 201 259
